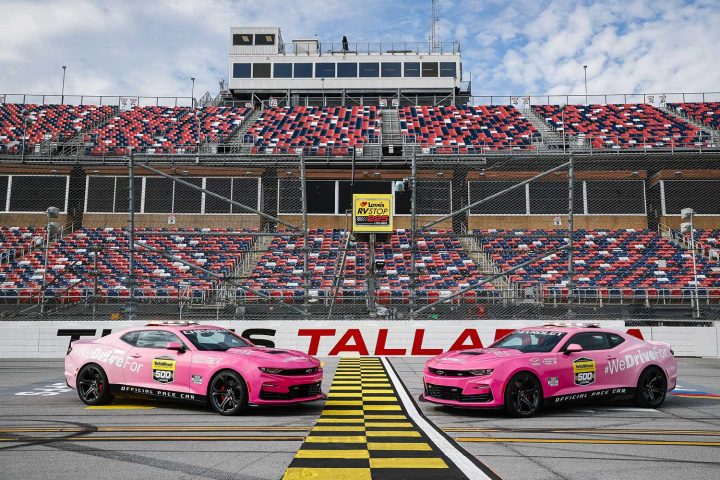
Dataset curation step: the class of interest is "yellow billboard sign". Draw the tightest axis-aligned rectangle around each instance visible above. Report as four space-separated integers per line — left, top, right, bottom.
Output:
352 194 393 233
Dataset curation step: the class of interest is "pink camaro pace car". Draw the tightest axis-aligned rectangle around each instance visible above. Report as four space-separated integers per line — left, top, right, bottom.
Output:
423 324 677 417
65 322 324 415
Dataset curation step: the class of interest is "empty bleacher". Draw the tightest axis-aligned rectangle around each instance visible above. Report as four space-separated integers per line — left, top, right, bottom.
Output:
0 228 254 302
532 104 711 149
86 106 251 155
0 103 115 153
667 102 720 132
244 106 379 155
399 105 540 152
477 229 720 298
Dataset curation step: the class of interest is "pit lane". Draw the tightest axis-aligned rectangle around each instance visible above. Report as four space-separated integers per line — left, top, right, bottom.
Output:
0 358 718 480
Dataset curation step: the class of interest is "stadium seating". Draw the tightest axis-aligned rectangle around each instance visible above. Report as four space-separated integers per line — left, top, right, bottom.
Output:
0 103 115 153
86 106 251 155
532 104 711 149
477 229 720 297
0 227 46 264
399 105 540 152
242 229 367 301
667 102 720 131
244 106 379 155
0 228 254 302
373 229 497 304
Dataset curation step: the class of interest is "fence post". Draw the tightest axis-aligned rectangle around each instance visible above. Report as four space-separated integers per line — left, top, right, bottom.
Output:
300 154 309 316
127 151 136 320
410 154 418 314
567 153 575 318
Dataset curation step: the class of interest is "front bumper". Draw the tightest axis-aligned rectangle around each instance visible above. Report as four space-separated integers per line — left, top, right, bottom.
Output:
250 371 325 405
422 371 505 408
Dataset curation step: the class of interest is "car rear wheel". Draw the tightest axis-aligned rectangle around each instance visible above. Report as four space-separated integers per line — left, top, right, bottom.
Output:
76 364 113 406
505 372 542 417
635 366 667 408
209 370 248 415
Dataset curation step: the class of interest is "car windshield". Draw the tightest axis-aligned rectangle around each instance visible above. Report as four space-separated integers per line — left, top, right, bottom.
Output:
181 329 253 351
490 330 567 353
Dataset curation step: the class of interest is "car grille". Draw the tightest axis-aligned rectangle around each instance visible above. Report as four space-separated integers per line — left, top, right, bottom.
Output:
260 382 322 400
277 367 319 376
425 383 492 403
428 367 472 377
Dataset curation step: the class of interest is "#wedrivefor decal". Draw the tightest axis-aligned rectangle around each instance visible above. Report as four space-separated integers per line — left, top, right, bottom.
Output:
152 356 176 384
572 357 596 386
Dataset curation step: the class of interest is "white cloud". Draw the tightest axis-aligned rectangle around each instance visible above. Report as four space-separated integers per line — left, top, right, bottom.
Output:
0 0 717 102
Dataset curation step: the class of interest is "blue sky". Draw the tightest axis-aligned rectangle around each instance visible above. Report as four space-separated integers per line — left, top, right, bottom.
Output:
0 0 718 102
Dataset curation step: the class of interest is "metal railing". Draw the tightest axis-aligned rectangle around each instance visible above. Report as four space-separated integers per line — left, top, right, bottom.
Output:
277 41 461 56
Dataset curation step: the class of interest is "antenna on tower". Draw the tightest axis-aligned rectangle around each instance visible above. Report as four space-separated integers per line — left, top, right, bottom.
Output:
429 0 439 53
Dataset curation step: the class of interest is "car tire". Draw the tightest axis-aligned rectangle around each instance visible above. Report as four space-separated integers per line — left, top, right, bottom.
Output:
76 363 114 406
504 371 543 418
208 370 248 415
634 366 667 408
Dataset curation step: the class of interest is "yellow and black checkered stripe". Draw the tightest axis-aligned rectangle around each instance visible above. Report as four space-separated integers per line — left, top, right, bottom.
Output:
282 357 469 480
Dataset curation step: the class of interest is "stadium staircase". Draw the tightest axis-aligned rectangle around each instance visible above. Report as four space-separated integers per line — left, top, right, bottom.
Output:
460 236 510 291
58 108 117 157
659 105 720 145
225 108 262 154
380 108 403 157
524 107 581 151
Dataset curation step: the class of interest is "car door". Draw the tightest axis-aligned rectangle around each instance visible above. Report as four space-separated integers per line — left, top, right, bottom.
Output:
553 332 613 397
126 330 192 393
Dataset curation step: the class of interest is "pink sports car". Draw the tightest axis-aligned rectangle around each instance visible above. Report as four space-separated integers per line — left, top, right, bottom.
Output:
423 324 677 417
65 322 324 415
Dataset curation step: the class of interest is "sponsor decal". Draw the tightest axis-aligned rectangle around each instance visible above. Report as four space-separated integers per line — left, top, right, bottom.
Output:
74 345 143 373
282 356 307 363
521 330 566 336
547 377 559 387
604 346 671 375
553 388 629 404
191 375 203 384
152 356 176 384
353 194 393 232
573 357 596 386
114 385 204 402
530 358 541 366
543 358 557 365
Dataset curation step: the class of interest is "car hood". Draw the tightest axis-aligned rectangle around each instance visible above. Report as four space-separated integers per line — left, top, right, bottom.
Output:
223 347 318 366
427 348 524 369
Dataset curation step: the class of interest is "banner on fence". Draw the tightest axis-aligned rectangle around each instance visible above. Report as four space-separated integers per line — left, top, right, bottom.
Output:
0 320 717 359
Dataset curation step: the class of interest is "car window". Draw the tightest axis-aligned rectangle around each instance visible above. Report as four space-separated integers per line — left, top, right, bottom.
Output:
181 328 252 351
607 333 625 348
135 330 185 349
564 332 610 351
120 330 140 346
490 330 566 353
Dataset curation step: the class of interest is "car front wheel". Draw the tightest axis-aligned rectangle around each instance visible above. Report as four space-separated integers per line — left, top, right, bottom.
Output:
76 364 114 406
635 366 667 408
209 370 248 415
505 371 543 417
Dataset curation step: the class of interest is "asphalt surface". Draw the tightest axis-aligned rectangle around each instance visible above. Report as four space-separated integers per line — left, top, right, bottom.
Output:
0 357 719 480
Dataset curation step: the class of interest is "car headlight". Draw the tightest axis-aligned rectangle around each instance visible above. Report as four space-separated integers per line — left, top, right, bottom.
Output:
467 369 494 376
258 367 283 374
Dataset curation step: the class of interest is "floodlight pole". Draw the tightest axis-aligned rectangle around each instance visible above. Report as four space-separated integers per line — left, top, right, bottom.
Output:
683 208 701 319
61 66 67 105
567 153 575 317
127 152 136 320
583 65 588 105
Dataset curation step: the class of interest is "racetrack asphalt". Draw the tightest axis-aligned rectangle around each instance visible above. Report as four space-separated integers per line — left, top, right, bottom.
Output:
0 357 718 480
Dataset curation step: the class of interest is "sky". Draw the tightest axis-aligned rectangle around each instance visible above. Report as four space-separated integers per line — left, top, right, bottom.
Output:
0 0 718 102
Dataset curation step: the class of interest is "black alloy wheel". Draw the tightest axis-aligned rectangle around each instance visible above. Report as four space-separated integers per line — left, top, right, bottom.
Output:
635 367 667 408
76 364 113 405
505 372 543 417
209 370 247 415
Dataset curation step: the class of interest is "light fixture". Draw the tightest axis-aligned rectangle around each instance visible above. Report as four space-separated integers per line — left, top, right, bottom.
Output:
373 172 381 177
244 171 252 176
362 171 369 176
436 172 444 177
674 170 683 176
631 171 639 176
181 170 189 176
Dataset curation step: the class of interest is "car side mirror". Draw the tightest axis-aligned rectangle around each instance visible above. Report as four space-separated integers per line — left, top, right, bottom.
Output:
564 343 583 354
166 342 185 352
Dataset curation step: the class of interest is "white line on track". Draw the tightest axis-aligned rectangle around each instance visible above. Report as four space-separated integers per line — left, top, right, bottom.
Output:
380 356 494 480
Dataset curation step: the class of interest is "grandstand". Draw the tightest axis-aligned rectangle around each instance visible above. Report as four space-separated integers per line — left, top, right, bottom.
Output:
0 25 718 321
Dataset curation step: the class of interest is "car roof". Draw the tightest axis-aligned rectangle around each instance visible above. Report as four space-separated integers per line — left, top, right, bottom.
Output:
517 323 610 333
142 321 223 330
